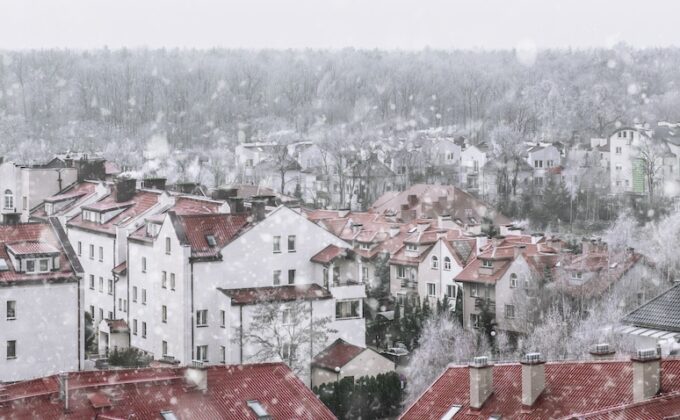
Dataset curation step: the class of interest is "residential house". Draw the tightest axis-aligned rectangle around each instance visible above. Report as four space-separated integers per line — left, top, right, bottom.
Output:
0 220 84 382
401 352 680 419
311 338 395 387
0 363 336 419
455 235 559 334
525 143 562 190
459 143 489 197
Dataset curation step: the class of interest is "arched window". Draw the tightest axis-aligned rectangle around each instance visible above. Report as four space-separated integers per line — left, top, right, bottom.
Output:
444 256 451 270
510 273 518 288
3 189 13 210
431 255 439 269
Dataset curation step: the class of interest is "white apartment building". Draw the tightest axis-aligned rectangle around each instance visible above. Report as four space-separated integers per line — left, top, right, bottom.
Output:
126 204 365 381
0 219 84 382
0 159 78 224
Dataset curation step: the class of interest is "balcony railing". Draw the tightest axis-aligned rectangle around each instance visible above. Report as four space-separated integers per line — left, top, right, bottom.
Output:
474 298 496 311
331 278 363 287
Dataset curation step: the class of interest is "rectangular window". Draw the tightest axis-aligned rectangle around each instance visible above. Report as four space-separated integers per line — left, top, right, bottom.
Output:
133 286 138 302
107 311 113 320
469 283 479 297
142 289 147 305
273 236 281 253
196 310 208 327
142 257 147 273
288 269 296 285
99 308 103 321
287 235 296 252
220 346 226 363
510 274 517 288
98 246 103 262
220 310 226 328
273 270 281 286
99 277 104 292
77 241 82 256
142 322 147 338
196 345 208 362
446 285 456 298
406 244 418 251
118 298 122 311
89 305 95 318
6 300 16 320
26 260 35 273
481 260 493 268
6 340 16 359
39 259 48 272
470 314 480 329
162 305 167 323
362 266 369 282
89 275 95 290
162 340 168 357
505 304 516 319
133 319 138 335
396 265 406 278
89 244 94 259
427 283 436 296
170 273 175 290
123 299 127 312
165 237 171 254
162 271 167 289
107 279 113 295
335 300 360 319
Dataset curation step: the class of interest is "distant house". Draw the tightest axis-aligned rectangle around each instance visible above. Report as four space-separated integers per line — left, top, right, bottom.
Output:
311 338 394 388
459 144 489 196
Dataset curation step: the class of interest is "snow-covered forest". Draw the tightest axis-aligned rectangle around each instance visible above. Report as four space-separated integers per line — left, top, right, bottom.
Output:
2 46 680 164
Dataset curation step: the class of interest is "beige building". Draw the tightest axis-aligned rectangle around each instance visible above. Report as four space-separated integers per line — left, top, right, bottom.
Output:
311 338 395 388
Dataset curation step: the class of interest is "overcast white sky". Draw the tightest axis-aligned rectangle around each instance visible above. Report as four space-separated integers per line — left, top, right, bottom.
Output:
1 0 678 50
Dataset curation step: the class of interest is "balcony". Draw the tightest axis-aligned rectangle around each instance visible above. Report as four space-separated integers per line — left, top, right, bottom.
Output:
329 279 366 300
399 278 417 290
473 298 496 311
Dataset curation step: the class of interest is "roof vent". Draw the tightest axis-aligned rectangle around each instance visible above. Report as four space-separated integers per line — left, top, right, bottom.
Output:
247 400 272 419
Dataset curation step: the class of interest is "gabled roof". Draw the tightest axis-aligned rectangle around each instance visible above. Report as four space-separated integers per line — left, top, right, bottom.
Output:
401 359 680 419
622 284 680 332
0 222 79 285
312 338 365 371
219 284 332 305
169 212 250 259
1 363 335 419
310 244 348 264
67 190 161 235
31 181 99 220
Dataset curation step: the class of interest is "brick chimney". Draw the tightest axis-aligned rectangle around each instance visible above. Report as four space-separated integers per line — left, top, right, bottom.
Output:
407 194 418 207
114 178 137 203
589 343 616 361
252 200 266 222
521 352 545 407
469 356 493 409
632 348 661 403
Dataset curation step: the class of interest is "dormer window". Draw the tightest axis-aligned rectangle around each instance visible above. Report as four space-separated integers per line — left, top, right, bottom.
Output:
359 242 371 250
146 222 160 237
571 271 583 280
82 210 101 224
406 244 418 251
25 260 35 273
482 260 493 268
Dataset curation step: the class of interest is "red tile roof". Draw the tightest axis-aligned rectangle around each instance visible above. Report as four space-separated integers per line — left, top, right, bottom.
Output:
401 358 680 419
170 212 250 259
31 181 99 219
67 191 161 235
106 319 129 333
220 284 332 305
1 363 335 419
311 244 348 264
312 338 365 371
579 392 680 419
0 222 78 284
112 261 127 276
6 241 60 255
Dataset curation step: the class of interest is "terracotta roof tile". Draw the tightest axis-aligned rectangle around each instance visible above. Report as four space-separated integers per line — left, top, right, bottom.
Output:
1 363 335 419
170 213 250 259
311 244 348 264
67 191 161 235
312 338 365 370
401 359 680 419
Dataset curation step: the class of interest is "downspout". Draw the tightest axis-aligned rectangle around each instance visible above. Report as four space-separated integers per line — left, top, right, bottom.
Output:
190 260 195 361
309 300 314 388
239 305 243 364
77 274 82 370
126 243 130 325
112 237 116 318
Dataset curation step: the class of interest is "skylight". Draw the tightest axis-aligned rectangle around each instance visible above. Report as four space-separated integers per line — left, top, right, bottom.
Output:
440 404 462 420
206 235 217 247
0 259 8 272
247 400 272 419
160 411 179 420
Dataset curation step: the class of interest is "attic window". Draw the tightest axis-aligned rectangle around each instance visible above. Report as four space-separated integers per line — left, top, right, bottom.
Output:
246 400 272 419
206 235 217 247
406 244 418 251
440 405 462 420
160 411 179 420
0 259 7 272
482 260 493 268
359 242 371 250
